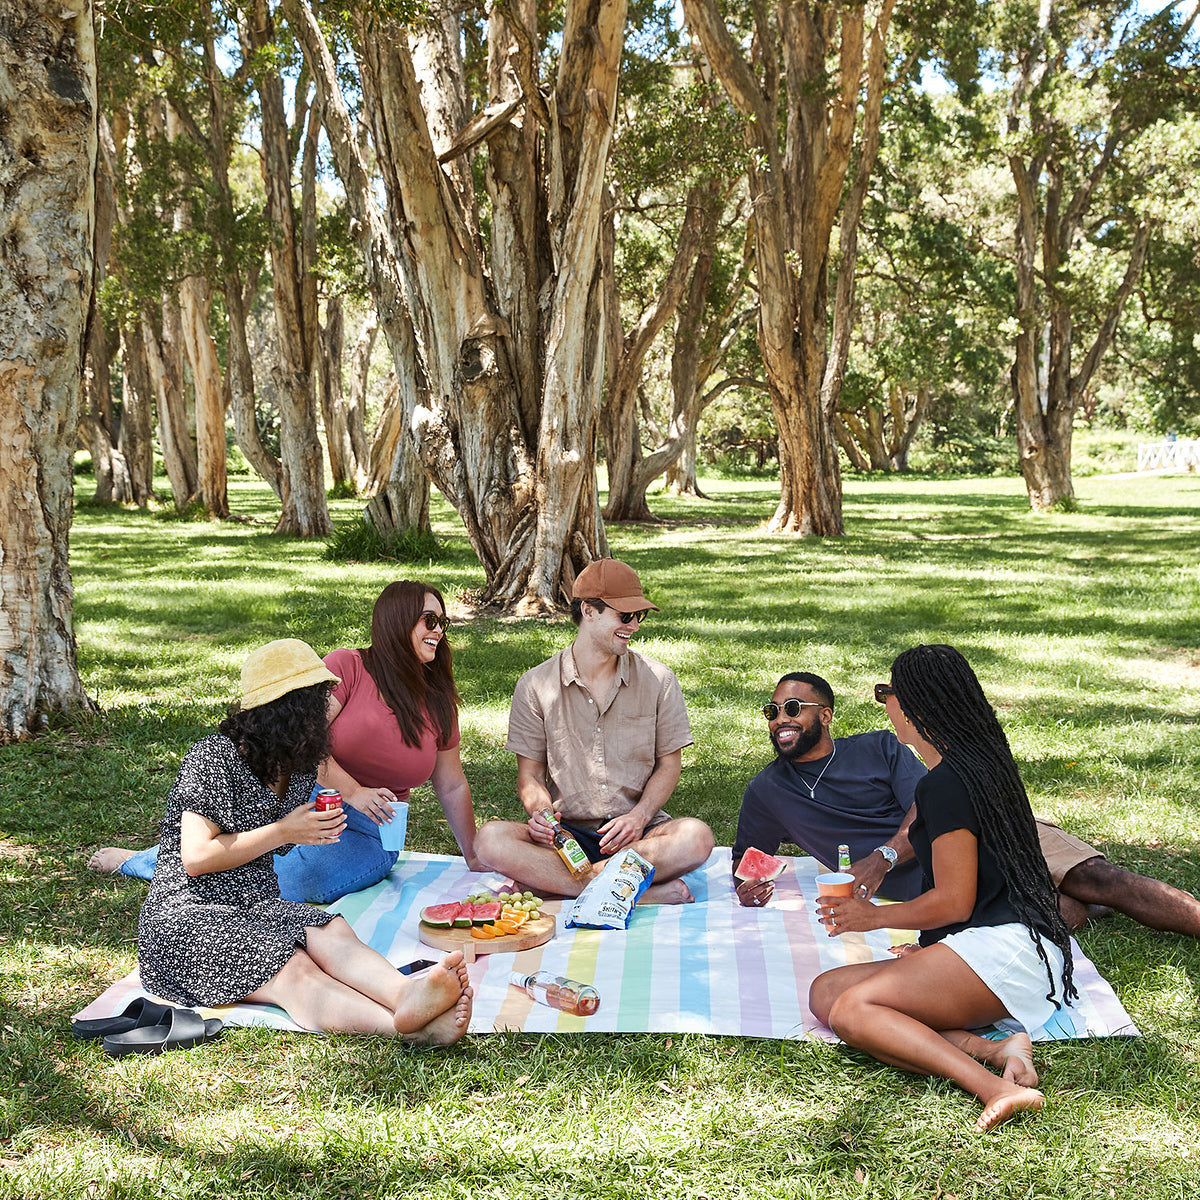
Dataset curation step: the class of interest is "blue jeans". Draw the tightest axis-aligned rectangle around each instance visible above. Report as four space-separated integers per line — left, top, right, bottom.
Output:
120 799 399 905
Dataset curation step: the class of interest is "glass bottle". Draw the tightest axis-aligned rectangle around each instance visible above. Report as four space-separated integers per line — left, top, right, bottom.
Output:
539 808 591 881
511 970 600 1016
838 843 851 872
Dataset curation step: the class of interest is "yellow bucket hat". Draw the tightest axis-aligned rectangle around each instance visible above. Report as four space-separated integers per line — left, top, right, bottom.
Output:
239 639 340 710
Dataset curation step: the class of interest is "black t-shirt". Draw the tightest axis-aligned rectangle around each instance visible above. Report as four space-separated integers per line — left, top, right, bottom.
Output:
910 760 1026 947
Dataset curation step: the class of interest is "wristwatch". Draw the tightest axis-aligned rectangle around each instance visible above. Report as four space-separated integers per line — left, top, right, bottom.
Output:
873 845 898 871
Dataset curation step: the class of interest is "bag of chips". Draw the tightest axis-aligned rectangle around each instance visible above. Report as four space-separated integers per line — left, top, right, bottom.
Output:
566 848 655 930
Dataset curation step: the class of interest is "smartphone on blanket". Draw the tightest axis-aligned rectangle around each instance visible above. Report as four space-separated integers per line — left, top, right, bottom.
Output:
397 959 438 976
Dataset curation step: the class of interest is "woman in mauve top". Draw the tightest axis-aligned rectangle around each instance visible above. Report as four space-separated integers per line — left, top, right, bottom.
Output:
809 644 1076 1133
285 579 482 901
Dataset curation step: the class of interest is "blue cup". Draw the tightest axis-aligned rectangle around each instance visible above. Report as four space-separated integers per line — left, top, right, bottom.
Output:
378 800 409 852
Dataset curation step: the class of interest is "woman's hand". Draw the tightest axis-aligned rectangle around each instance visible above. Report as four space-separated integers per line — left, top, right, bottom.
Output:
888 943 921 957
343 785 400 826
815 894 882 936
278 801 346 846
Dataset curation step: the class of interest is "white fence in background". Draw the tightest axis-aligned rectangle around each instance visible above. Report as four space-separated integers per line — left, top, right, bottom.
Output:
1137 439 1200 471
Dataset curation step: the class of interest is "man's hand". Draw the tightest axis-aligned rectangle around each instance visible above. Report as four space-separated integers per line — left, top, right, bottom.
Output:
849 851 888 900
279 801 346 846
736 877 774 908
597 812 647 856
344 786 399 826
526 805 559 847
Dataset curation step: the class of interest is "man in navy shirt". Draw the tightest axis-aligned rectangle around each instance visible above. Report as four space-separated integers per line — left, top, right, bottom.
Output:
733 672 926 906
735 672 1200 941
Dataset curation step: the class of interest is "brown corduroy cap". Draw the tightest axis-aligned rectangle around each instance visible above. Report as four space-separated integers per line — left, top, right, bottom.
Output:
239 639 340 710
571 559 660 612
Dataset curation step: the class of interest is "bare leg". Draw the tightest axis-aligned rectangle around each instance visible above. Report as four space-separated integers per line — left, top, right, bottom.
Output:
88 848 136 873
304 918 467 1033
1059 857 1200 938
813 946 1045 1132
245 948 398 1034
474 816 713 906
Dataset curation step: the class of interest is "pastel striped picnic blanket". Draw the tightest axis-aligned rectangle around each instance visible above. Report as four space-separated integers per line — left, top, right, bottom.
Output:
75 848 1137 1041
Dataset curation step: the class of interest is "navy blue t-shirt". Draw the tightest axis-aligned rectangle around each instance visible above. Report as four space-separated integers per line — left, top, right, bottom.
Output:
734 730 927 901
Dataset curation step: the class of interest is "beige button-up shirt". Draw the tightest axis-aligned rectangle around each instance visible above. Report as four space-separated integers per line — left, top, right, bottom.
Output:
505 646 693 829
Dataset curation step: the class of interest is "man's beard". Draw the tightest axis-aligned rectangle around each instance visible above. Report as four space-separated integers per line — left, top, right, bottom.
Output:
771 721 823 760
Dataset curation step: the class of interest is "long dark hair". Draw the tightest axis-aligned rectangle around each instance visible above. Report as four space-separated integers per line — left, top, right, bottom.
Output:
891 644 1076 1008
360 580 459 748
219 682 334 788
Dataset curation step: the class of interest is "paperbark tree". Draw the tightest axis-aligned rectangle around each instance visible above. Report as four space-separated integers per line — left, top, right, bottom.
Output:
289 0 623 609
682 0 898 534
243 0 329 536
0 0 99 737
1002 0 1193 509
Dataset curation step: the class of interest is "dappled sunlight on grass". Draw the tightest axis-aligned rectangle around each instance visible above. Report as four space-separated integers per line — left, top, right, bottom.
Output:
3 470 1200 1196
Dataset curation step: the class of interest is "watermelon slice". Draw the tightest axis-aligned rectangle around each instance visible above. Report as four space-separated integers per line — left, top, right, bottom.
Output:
734 847 787 882
420 903 461 928
469 901 503 925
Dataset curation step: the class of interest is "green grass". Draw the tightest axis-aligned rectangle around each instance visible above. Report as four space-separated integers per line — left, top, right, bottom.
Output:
3 469 1200 1198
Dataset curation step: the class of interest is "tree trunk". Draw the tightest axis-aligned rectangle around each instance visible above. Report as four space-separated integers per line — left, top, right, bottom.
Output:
180 274 230 517
118 320 157 504
318 295 355 490
246 0 330 537
149 297 198 509
288 0 620 610
684 0 896 536
197 23 281 500
0 0 99 737
345 310 376 492
602 184 711 521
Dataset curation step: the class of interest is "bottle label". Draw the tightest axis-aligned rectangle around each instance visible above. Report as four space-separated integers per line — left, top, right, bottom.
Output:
560 839 589 871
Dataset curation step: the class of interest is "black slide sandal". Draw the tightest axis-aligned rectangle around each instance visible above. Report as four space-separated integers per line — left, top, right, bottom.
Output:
72 997 176 1041
102 1007 224 1057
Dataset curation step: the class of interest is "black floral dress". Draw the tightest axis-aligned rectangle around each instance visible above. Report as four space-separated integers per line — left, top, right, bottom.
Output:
137 734 337 1006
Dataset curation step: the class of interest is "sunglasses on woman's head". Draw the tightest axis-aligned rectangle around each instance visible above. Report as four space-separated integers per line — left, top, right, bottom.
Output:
762 699 824 721
874 684 895 703
420 611 451 631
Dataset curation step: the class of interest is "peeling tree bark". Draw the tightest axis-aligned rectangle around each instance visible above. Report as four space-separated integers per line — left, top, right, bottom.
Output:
289 0 620 610
0 0 99 737
683 0 896 535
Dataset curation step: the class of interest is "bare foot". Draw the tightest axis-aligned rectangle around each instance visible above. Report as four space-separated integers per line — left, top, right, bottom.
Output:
402 987 474 1047
88 848 136 874
641 879 693 905
994 1033 1039 1088
392 951 466 1034
975 1085 1044 1132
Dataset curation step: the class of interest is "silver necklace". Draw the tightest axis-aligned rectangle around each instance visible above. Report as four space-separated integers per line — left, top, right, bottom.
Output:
796 740 836 798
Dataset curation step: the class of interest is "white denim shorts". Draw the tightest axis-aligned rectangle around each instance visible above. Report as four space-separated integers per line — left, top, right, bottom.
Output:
938 922 1075 1036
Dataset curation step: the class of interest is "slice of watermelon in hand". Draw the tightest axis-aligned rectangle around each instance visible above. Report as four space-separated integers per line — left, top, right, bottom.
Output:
733 847 788 883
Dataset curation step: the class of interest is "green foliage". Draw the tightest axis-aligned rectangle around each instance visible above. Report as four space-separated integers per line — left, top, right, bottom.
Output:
324 517 446 564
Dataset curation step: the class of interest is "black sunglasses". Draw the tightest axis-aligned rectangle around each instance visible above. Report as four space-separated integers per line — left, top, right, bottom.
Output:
874 683 895 703
762 699 825 721
586 598 649 625
420 611 451 631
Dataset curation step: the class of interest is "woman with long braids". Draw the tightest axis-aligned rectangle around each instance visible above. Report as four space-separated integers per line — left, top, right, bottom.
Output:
809 644 1076 1131
92 580 481 902
136 639 472 1041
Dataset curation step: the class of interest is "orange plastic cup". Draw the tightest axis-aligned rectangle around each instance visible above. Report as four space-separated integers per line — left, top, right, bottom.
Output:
815 871 855 897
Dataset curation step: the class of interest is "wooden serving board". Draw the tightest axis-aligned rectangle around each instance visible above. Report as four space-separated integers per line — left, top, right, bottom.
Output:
418 914 556 963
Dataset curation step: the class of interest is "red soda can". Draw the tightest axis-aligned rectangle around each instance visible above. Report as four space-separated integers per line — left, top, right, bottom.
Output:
314 788 342 812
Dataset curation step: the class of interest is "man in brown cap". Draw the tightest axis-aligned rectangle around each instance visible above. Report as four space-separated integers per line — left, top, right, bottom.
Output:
475 559 714 903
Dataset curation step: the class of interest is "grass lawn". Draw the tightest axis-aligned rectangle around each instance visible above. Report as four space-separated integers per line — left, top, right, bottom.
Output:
2 468 1199 1199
